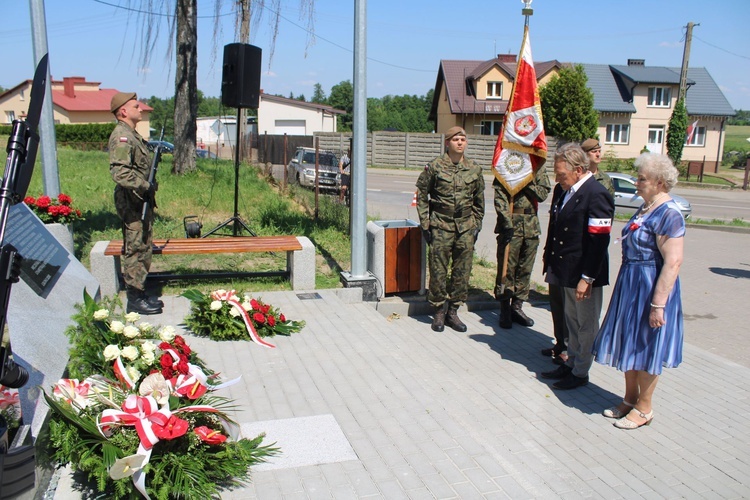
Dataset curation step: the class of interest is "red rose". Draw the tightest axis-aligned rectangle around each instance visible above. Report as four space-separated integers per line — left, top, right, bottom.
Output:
250 299 260 311
152 415 189 440
176 360 189 374
57 193 72 205
24 196 35 205
253 312 265 324
161 367 174 379
261 304 270 314
194 426 227 445
160 353 173 368
279 314 286 323
267 315 276 327
58 205 72 216
159 342 172 350
35 196 51 209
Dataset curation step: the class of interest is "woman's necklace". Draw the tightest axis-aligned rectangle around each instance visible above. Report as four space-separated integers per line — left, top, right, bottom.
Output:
640 192 668 213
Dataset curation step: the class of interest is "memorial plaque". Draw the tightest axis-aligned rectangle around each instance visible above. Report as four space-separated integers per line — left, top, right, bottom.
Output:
5 203 69 298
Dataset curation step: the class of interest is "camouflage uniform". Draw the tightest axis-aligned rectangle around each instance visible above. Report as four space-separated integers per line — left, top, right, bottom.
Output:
593 169 615 197
416 153 485 309
108 120 154 292
494 165 550 327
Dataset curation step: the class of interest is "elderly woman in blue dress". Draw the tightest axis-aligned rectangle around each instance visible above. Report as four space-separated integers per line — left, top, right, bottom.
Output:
593 153 685 430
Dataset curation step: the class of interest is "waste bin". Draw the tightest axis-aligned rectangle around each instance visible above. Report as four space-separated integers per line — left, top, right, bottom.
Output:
367 220 425 296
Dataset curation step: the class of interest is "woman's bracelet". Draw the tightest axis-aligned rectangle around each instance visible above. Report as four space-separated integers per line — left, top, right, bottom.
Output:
650 303 665 309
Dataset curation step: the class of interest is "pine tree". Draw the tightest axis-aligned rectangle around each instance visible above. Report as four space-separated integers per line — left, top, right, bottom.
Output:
539 65 599 143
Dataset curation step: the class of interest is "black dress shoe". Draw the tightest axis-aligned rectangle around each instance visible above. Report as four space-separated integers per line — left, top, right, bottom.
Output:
553 374 589 390
540 364 571 379
147 295 164 308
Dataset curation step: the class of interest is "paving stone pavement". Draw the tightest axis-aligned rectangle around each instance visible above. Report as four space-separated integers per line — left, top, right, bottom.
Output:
51 288 750 499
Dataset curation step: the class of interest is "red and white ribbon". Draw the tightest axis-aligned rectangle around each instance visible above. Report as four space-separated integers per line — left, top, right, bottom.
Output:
113 356 136 389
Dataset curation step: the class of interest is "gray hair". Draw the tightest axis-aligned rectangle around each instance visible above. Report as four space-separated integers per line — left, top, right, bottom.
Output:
634 153 679 191
553 142 590 171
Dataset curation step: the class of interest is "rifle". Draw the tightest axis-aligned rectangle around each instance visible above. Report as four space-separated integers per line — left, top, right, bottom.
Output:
0 54 48 389
141 127 164 222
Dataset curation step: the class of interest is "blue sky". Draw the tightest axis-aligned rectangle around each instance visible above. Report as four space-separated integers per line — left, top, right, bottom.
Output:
3 0 749 110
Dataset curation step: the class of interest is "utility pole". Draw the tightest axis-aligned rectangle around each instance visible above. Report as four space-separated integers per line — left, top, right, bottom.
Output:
679 22 697 102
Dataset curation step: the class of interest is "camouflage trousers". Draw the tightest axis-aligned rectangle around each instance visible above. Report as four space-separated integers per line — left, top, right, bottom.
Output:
427 227 475 309
115 187 153 291
495 233 539 301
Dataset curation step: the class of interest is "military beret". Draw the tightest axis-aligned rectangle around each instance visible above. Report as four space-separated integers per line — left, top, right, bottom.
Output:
581 138 601 152
110 92 137 113
444 126 467 140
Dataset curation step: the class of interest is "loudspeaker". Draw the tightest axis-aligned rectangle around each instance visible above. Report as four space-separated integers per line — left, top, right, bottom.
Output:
221 43 262 109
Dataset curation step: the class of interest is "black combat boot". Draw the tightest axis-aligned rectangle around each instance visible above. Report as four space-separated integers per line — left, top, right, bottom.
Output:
445 307 467 333
431 306 446 332
146 295 164 308
511 298 534 327
499 299 512 329
126 288 163 315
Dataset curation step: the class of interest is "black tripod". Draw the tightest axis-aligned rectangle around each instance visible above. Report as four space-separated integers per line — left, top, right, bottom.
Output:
203 107 256 237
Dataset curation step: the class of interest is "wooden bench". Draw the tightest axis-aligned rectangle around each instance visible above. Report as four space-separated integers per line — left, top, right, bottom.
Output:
90 236 316 297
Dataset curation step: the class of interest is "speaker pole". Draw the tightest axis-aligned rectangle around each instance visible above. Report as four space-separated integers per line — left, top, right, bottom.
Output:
202 107 256 237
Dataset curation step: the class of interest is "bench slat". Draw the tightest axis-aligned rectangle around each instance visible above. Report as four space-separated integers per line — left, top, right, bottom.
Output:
104 236 302 256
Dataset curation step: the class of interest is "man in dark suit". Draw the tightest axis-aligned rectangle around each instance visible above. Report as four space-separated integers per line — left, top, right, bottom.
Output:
541 143 614 390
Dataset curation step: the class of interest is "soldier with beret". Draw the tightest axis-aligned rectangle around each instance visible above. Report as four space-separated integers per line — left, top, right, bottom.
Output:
108 92 162 315
494 161 550 329
416 127 485 332
581 138 615 197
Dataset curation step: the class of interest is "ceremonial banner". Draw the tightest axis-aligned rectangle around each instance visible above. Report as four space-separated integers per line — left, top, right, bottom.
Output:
492 26 547 196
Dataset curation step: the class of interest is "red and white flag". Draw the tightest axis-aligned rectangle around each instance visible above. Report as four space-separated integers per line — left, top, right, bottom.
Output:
686 119 699 144
492 26 547 196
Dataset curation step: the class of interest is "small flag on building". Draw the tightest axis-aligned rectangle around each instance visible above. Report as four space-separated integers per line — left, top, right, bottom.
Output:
411 191 418 207
686 119 699 144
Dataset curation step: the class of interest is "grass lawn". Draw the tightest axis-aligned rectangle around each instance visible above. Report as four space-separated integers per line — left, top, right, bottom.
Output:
724 125 750 152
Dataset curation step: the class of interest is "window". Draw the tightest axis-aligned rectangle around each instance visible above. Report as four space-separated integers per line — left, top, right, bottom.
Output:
605 124 630 144
685 126 706 147
481 120 503 136
648 87 671 107
5 111 15 124
486 81 503 99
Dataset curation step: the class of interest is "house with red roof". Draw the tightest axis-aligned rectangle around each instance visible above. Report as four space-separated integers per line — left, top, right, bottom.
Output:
0 76 152 138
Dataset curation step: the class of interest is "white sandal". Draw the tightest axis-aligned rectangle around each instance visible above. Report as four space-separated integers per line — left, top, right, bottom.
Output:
613 408 654 430
602 400 634 419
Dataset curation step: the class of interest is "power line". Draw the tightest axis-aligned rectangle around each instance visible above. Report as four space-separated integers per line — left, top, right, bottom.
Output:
693 35 750 61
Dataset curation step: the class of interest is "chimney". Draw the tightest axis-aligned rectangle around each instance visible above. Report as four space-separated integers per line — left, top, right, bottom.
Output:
63 77 76 98
497 54 517 63
627 59 645 66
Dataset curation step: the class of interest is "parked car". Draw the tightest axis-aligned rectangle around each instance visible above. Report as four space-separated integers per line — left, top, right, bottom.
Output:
196 149 217 159
287 147 340 191
148 140 174 154
607 172 692 219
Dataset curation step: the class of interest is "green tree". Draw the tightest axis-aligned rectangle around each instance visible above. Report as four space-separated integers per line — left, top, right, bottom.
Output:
311 83 326 104
328 80 354 131
539 64 598 142
666 98 688 168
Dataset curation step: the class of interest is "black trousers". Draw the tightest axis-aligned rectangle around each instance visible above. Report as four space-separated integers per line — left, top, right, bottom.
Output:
549 283 568 351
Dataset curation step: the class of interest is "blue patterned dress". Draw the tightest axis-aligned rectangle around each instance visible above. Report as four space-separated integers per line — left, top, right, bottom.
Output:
593 201 685 375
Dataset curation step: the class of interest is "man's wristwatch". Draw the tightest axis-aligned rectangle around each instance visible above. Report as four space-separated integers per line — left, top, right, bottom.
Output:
581 275 595 285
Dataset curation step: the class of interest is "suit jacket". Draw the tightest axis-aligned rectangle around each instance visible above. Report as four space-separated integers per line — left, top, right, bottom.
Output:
543 175 615 288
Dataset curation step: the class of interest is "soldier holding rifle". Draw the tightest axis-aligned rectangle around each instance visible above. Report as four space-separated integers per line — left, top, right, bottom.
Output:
108 92 162 315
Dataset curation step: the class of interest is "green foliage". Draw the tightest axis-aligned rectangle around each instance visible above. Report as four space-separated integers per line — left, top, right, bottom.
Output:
328 80 354 131
601 146 633 173
539 64 598 142
727 109 750 126
367 93 434 132
0 123 116 147
666 98 688 166
311 83 327 103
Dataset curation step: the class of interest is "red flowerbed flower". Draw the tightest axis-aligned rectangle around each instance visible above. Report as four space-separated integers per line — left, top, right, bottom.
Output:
24 193 84 224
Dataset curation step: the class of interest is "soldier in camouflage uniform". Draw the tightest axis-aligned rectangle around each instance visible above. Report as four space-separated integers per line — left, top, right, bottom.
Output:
416 127 485 332
108 92 162 315
494 164 550 328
